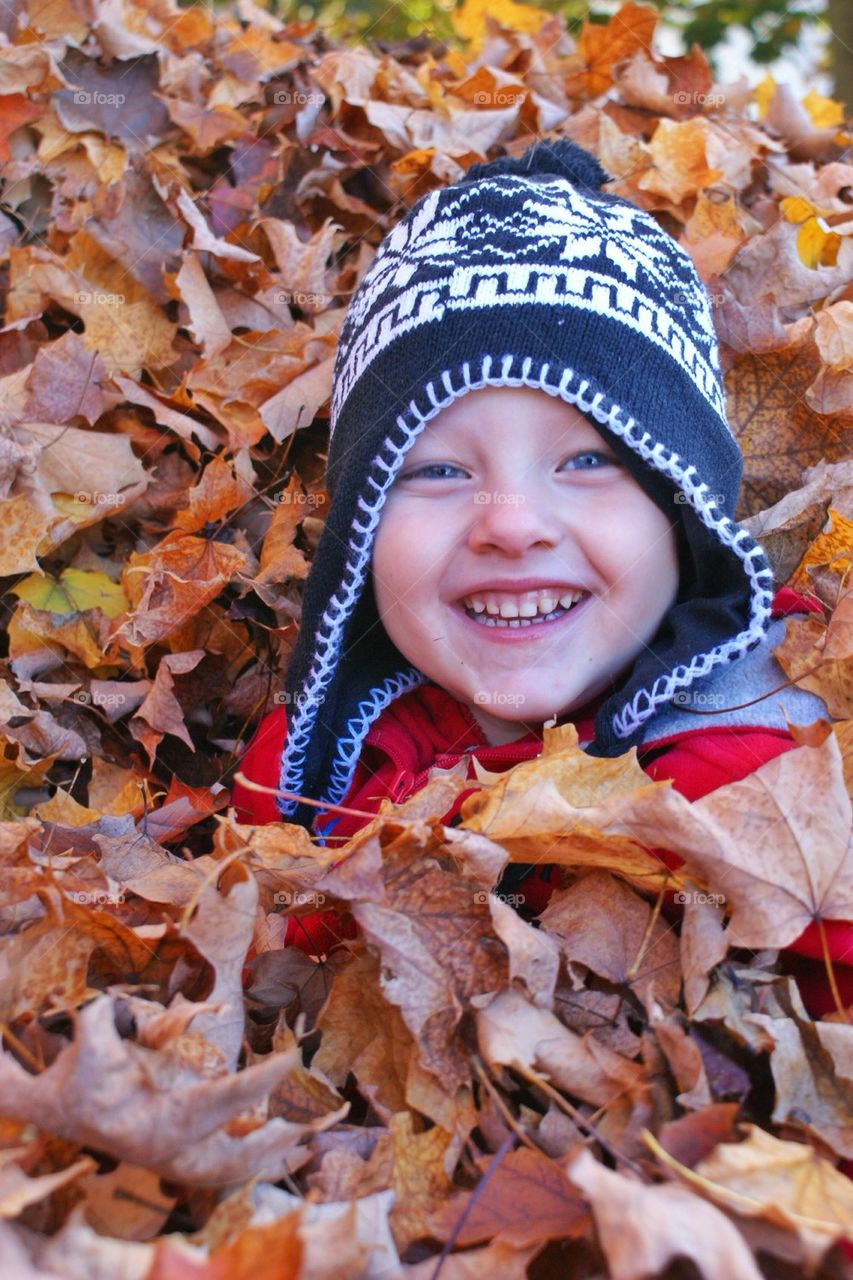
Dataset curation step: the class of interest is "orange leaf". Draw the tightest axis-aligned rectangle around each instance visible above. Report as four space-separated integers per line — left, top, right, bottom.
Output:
0 93 42 162
569 3 658 98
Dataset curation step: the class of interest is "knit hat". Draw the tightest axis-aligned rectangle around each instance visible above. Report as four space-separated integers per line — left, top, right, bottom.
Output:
276 137 775 834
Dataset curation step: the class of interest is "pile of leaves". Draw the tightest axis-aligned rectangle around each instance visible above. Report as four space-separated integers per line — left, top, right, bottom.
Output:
1 0 853 1274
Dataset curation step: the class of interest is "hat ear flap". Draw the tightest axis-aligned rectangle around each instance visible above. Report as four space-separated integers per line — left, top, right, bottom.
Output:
462 138 611 191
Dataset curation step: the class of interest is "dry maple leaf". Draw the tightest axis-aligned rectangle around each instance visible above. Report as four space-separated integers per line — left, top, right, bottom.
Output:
567 1147 764 1280
460 723 686 893
565 732 853 951
647 1123 853 1265
477 986 648 1111
0 995 338 1184
726 335 853 518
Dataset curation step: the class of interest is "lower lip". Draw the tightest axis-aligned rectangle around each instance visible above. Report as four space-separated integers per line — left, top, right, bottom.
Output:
452 594 593 643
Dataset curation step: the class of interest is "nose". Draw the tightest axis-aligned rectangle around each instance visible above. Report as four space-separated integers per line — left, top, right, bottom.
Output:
467 487 565 555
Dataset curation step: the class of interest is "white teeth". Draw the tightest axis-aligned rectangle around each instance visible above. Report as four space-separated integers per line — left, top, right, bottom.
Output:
462 589 585 618
460 589 590 630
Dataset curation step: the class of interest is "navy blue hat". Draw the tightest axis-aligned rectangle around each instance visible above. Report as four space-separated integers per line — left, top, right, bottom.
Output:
276 137 775 833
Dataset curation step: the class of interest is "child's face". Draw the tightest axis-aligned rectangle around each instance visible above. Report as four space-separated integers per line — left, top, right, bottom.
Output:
371 385 680 746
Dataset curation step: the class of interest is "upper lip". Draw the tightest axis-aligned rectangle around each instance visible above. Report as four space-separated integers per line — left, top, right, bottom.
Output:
455 579 589 597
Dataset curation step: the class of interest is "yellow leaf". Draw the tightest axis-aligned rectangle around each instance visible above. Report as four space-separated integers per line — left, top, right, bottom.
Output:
780 195 818 225
801 88 845 129
797 216 841 270
451 0 547 52
780 197 842 270
789 509 853 593
12 569 128 618
754 72 776 118
34 787 100 827
8 602 105 669
0 739 54 820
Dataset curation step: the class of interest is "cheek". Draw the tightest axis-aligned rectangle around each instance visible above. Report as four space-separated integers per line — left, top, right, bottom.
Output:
371 511 428 618
604 498 679 599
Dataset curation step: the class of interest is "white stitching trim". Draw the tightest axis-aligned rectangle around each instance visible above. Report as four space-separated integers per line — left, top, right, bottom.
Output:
323 668 429 809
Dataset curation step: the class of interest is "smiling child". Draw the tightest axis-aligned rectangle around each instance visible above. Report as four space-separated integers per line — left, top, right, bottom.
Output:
233 137 848 1017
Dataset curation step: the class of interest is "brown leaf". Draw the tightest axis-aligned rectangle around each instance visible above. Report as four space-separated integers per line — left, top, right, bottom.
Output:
657 1103 741 1168
314 950 412 1119
22 330 106 425
750 1003 853 1159
388 1110 453 1252
118 535 246 651
401 1239 539 1278
129 650 205 764
353 846 508 1092
541 870 682 1009
0 995 328 1184
429 1145 588 1248
488 892 560 1008
774 613 853 718
726 336 853 517
173 252 233 361
54 50 171 147
0 92 42 162
576 733 853 950
0 1148 95 1217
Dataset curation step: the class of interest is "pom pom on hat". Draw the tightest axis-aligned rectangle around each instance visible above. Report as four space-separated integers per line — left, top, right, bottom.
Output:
462 136 612 191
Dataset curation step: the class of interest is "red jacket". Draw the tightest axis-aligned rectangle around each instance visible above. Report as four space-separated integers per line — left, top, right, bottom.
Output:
233 586 853 1019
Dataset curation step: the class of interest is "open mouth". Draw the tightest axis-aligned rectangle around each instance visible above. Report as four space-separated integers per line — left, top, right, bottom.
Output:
460 592 591 628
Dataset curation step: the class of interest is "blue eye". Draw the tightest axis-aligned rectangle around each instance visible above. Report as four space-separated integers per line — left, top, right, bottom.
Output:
561 451 616 470
400 463 465 480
